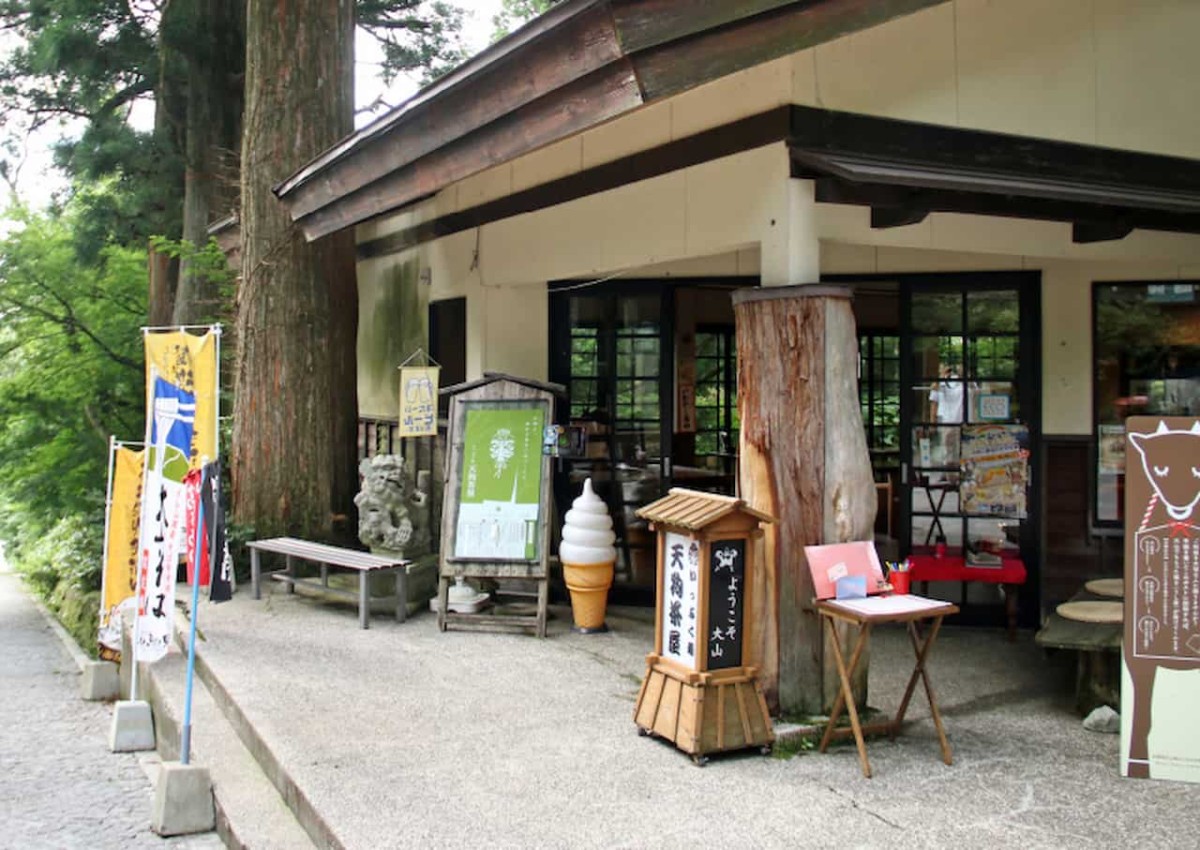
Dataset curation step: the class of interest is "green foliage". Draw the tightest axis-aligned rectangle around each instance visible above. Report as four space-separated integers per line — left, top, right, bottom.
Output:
491 0 562 41
149 234 237 318
13 514 105 596
0 199 145 554
359 1 468 85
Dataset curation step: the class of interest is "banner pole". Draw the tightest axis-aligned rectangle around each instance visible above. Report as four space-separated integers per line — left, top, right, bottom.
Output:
130 360 158 703
180 325 220 764
181 481 205 765
98 435 118 652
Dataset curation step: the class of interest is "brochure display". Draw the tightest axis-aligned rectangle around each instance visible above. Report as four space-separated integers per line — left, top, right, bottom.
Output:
806 541 958 778
632 489 775 765
1122 417 1200 783
437 374 562 638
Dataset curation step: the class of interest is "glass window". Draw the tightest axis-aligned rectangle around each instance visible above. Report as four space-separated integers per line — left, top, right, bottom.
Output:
1094 282 1200 524
859 333 901 457
694 327 738 459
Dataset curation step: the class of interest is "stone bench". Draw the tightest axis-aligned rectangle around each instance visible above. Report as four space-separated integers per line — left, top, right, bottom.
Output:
247 537 411 629
1035 591 1122 714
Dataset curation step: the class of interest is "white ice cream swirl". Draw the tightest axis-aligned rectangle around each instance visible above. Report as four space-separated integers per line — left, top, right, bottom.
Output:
559 478 617 565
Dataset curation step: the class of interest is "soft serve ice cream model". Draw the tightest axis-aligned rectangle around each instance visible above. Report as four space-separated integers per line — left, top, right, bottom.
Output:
560 478 617 633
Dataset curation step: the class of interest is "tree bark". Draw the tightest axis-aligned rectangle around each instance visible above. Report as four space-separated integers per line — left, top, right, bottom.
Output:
233 0 358 540
733 285 876 716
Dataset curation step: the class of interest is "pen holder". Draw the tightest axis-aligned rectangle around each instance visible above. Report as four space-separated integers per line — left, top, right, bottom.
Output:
889 570 911 595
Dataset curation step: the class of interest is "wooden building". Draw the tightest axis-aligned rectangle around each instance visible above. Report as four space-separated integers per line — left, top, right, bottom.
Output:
275 0 1200 715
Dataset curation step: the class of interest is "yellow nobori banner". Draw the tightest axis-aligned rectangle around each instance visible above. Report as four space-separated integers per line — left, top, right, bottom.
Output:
98 445 144 661
144 329 219 471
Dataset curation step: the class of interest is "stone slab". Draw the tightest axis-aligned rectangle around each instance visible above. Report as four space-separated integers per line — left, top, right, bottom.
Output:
151 761 215 836
81 660 120 701
109 699 155 752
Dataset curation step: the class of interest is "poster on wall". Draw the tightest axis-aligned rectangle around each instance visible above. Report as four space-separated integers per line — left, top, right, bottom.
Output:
399 366 439 437
959 424 1029 518
1123 417 1200 783
452 402 546 561
661 531 699 670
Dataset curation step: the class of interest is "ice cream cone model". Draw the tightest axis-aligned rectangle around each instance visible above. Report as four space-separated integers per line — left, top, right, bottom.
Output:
559 478 617 633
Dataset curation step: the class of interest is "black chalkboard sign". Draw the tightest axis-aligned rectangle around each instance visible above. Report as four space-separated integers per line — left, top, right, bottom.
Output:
706 539 745 670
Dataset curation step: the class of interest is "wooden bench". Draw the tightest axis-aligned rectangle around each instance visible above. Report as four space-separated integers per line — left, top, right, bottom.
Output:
247 537 411 629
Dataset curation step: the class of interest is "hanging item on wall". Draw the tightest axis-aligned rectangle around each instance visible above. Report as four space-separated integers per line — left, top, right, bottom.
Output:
959 423 1029 518
398 349 440 438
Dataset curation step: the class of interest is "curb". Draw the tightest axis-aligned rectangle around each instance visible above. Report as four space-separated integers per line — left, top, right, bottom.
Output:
170 608 339 850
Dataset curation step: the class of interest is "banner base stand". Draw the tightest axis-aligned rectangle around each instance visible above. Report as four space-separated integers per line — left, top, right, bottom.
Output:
81 660 120 701
109 700 155 752
151 762 214 836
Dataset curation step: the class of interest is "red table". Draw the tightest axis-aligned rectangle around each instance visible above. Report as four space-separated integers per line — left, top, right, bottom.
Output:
908 552 1027 641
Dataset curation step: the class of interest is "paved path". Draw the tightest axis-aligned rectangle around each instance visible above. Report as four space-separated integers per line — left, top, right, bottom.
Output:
0 563 221 849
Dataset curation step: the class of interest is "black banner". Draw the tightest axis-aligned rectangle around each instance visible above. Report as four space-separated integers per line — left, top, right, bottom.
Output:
706 539 745 670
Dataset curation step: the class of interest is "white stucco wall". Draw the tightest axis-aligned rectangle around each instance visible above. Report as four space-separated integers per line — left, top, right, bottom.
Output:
353 0 1200 428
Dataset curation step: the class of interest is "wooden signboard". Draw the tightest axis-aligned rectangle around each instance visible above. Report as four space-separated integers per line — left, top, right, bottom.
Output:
1123 417 1200 782
437 374 562 637
633 489 774 765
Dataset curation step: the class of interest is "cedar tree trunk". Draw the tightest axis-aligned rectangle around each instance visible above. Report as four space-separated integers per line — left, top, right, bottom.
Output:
233 0 358 540
733 285 876 716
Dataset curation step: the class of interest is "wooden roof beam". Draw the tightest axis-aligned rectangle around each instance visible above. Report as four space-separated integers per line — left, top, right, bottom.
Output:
279 0 950 241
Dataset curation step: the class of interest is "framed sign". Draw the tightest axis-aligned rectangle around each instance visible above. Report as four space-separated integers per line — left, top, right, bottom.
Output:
437 374 563 638
450 399 547 562
707 539 745 670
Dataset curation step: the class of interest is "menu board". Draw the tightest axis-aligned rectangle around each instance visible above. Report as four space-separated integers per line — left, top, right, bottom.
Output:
452 402 546 561
959 424 1029 518
661 531 699 669
706 539 745 670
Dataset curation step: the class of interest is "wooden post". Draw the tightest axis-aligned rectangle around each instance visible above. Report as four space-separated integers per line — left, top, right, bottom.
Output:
733 285 876 716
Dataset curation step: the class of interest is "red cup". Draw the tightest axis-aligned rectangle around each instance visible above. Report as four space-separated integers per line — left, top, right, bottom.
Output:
890 571 911 595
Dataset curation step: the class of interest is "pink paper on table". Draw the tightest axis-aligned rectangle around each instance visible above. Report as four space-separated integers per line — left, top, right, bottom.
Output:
804 541 885 601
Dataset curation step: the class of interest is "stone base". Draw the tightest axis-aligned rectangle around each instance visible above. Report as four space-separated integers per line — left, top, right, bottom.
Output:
81 660 120 701
151 762 215 836
109 700 155 752
329 553 439 615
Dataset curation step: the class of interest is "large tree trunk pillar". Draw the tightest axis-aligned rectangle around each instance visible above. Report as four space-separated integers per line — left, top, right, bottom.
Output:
734 285 876 716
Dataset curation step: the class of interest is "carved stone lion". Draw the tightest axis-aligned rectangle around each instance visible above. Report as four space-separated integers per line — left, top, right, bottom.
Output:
354 454 429 556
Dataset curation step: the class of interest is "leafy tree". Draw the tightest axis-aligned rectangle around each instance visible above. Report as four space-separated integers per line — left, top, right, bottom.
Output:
491 0 561 41
0 199 146 555
0 1 467 319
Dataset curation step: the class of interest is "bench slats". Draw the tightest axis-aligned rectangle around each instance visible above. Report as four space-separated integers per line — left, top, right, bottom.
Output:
246 537 408 570
247 537 410 629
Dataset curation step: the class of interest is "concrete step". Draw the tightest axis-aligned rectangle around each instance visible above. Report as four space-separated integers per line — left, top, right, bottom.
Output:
141 622 318 850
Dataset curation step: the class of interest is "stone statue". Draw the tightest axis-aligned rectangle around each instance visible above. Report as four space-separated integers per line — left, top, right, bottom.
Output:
354 454 429 556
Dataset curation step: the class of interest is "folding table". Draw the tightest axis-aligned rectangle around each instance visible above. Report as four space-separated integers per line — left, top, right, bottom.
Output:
816 594 959 778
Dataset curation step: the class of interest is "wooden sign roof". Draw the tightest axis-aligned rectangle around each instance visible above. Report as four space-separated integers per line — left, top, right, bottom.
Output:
636 488 774 531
